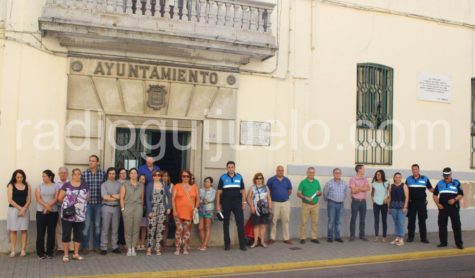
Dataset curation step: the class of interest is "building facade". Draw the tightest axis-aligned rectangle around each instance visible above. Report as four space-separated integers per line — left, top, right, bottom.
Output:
1 0 475 251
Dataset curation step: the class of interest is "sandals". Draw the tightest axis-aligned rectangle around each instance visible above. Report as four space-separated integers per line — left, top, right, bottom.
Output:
9 251 15 258
146 249 152 256
62 256 70 263
251 243 258 248
19 250 26 257
156 250 161 256
72 254 84 261
174 250 180 256
183 250 189 255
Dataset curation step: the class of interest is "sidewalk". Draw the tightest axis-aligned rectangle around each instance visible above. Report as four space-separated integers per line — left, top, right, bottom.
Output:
1 231 474 278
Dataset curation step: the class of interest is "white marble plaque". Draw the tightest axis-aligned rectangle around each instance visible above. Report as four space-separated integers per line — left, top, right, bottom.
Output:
240 121 271 146
418 73 451 103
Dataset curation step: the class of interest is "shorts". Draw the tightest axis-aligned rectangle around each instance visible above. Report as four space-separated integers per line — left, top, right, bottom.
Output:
62 220 85 243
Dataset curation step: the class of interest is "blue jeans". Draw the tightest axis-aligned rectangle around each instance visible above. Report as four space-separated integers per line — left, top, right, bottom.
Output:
327 200 344 240
391 208 406 237
82 203 102 249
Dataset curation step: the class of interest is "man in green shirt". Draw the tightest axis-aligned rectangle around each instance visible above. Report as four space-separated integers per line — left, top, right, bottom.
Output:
297 167 322 244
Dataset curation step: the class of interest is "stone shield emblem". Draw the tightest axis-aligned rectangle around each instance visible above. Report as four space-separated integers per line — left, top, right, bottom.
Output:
147 85 167 110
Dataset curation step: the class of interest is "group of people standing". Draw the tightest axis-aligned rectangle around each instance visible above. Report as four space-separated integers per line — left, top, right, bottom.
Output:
316 164 464 249
5 157 465 263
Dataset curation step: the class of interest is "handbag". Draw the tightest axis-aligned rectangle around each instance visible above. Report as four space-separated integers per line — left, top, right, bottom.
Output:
256 186 269 216
62 187 80 218
182 184 199 224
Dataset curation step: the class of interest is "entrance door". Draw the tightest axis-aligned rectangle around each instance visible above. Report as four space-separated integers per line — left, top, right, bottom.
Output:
115 128 191 184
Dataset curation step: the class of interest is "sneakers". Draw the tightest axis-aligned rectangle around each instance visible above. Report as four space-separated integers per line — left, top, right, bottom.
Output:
126 248 132 256
390 238 399 245
131 248 137 256
311 239 320 244
112 248 121 254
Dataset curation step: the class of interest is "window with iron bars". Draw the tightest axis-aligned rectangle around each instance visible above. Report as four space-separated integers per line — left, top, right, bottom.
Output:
355 63 393 165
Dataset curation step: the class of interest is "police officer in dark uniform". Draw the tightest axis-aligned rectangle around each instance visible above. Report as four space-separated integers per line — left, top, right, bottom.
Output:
405 164 433 243
216 161 247 251
433 167 464 250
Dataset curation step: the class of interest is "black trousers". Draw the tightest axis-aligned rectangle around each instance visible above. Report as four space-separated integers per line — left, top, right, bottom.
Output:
438 206 463 246
222 200 245 248
407 199 428 241
36 212 59 257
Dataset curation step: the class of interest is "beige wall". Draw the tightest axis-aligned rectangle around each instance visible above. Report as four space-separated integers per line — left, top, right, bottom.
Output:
1 0 475 221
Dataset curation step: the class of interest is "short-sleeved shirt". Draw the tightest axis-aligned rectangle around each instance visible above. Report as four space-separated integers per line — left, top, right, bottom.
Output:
81 168 106 204
174 184 198 220
61 182 89 222
298 178 321 204
36 183 58 212
101 180 121 206
434 179 464 208
266 176 292 202
405 175 432 200
372 181 389 205
323 179 348 203
349 176 369 200
218 173 245 202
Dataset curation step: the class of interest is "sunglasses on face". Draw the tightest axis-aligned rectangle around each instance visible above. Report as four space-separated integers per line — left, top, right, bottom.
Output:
256 177 264 180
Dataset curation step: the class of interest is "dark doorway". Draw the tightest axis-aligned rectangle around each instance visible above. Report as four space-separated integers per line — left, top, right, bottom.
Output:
115 128 190 184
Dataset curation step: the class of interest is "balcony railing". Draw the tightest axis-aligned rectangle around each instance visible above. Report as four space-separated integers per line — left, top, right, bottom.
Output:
40 0 277 63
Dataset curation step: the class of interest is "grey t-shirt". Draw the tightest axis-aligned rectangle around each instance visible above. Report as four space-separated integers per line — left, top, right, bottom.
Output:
101 180 121 206
37 183 58 212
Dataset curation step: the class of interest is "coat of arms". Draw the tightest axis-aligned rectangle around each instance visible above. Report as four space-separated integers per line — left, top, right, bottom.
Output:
147 85 167 110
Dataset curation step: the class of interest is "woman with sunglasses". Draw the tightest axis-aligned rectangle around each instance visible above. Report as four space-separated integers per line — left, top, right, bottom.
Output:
172 170 199 255
145 170 171 255
246 173 272 248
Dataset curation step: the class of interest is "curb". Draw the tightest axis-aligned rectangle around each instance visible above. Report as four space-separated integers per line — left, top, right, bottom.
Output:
64 247 475 278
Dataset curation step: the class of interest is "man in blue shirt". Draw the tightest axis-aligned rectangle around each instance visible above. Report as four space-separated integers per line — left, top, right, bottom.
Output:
138 154 160 185
267 165 292 245
405 164 433 243
216 161 247 251
433 167 464 250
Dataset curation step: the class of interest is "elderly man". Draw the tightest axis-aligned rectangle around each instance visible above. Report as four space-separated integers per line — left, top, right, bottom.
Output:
138 154 160 185
267 165 293 245
297 167 322 244
323 168 347 243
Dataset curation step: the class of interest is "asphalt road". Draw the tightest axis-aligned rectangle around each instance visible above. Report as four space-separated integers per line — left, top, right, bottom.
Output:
223 254 475 278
